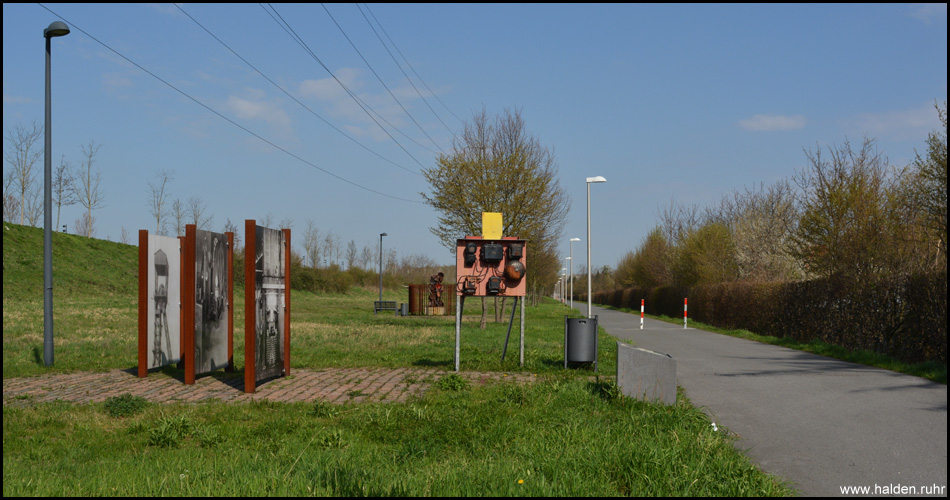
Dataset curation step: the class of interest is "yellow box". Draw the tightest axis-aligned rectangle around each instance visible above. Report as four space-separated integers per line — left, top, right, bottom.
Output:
482 212 503 240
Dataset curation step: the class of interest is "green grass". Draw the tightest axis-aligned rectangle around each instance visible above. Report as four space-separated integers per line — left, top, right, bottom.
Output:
2 380 792 496
600 304 947 385
3 223 794 496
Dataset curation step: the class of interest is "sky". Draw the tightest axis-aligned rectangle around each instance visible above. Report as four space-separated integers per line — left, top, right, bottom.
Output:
3 3 947 275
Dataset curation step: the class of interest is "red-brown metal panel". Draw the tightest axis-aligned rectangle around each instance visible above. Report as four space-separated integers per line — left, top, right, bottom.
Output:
183 225 196 385
244 220 256 393
137 230 148 378
283 228 291 377
226 231 234 373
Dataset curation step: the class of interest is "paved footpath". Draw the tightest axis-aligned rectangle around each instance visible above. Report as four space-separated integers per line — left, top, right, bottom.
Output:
582 303 947 497
3 367 535 406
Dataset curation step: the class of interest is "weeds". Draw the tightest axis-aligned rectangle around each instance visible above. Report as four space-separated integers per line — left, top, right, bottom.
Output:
103 394 149 418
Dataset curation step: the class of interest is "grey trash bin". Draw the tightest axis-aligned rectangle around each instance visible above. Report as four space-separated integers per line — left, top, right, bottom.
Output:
564 315 598 371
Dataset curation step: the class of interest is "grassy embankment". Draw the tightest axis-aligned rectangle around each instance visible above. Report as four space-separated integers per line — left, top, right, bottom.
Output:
3 223 793 496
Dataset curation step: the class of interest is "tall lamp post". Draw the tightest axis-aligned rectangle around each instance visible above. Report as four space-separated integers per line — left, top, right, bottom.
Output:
586 176 606 319
378 232 387 304
569 237 580 311
561 268 567 303
44 21 70 367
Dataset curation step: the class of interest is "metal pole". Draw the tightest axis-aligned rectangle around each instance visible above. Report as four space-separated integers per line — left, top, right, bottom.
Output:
587 181 592 319
43 33 54 367
378 232 386 305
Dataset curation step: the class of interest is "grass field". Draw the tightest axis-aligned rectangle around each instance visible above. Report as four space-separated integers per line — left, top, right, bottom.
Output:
2 223 794 496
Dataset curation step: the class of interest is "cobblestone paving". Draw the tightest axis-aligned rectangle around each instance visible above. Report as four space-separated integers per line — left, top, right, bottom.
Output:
3 367 538 406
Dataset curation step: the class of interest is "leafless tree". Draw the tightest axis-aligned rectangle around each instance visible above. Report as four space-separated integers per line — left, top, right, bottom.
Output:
74 212 95 238
187 195 213 230
4 122 44 226
73 141 105 237
3 169 20 223
53 154 77 232
345 240 358 270
222 218 242 253
147 169 174 235
358 242 374 270
302 219 321 268
171 198 186 237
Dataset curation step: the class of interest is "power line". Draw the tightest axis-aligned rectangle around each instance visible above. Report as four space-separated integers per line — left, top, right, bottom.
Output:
37 3 423 204
321 3 445 155
261 3 433 168
174 3 421 177
362 3 465 126
355 3 457 138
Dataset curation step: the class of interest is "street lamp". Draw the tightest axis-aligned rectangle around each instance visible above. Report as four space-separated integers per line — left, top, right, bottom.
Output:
44 20 70 367
586 176 606 318
564 257 571 304
378 232 387 304
561 267 567 303
569 237 580 311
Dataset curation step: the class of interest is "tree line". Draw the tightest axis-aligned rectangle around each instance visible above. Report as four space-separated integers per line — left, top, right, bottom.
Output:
603 101 946 293
3 122 104 238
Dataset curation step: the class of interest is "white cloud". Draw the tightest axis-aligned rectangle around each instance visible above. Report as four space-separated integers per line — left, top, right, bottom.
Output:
739 114 807 131
225 94 291 130
907 3 947 24
848 103 943 141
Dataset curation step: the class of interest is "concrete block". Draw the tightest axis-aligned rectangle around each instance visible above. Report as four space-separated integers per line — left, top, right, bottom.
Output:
616 341 677 406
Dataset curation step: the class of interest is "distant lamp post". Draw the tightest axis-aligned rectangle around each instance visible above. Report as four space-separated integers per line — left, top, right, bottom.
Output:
564 257 571 305
561 268 567 303
569 237 580 311
586 176 606 319
44 20 70 367
378 232 388 304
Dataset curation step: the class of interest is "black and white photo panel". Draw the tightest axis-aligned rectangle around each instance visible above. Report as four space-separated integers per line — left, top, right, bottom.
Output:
255 225 286 381
194 229 230 374
147 233 181 368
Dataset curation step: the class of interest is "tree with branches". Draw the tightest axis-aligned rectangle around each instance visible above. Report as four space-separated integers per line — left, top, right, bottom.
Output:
4 122 44 226
421 107 570 326
73 141 105 237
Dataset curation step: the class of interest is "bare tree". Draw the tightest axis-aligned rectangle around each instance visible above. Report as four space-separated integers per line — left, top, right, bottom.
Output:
322 230 338 268
73 141 105 237
358 242 374 270
4 122 44 226
187 195 213 230
53 154 77 232
279 217 294 231
74 212 95 238
222 218 242 253
345 240 358 270
3 168 20 223
171 198 186 237
260 212 275 228
120 226 132 245
302 219 321 268
147 169 174 235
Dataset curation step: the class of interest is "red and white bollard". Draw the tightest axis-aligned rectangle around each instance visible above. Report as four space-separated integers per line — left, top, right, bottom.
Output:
640 299 644 330
684 298 688 329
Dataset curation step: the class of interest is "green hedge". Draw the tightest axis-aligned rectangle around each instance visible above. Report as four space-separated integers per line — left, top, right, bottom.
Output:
593 272 947 364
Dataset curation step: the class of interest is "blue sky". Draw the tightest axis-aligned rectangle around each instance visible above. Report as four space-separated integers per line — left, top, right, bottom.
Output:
3 3 947 274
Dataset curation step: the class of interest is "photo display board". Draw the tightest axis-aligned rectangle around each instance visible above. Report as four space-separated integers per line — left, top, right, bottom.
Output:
255 225 286 381
148 233 182 367
244 221 291 393
193 228 230 375
138 230 183 377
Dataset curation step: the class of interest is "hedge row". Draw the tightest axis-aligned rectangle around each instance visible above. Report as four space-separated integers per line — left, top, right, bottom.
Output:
591 272 947 364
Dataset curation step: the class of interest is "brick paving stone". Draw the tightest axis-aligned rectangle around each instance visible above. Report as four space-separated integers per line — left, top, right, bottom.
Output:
3 367 540 407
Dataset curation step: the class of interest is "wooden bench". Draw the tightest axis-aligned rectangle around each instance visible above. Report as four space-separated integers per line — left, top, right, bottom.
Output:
374 301 398 315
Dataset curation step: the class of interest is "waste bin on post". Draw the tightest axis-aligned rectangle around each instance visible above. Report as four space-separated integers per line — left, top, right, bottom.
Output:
564 315 598 371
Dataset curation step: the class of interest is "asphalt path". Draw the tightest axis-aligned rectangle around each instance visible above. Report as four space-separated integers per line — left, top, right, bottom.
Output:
576 303 947 497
